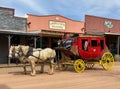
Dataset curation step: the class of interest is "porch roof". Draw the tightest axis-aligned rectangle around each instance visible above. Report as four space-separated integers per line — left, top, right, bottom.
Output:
0 29 40 36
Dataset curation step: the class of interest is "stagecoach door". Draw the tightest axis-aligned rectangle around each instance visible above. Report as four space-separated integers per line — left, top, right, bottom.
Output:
78 37 102 60
89 38 101 59
78 38 90 60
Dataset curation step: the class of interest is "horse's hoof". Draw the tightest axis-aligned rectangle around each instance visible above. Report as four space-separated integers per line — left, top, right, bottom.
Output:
48 72 54 75
30 73 36 76
40 71 44 73
54 63 57 68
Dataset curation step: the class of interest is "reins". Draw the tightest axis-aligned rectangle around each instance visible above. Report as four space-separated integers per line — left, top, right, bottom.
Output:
18 46 41 60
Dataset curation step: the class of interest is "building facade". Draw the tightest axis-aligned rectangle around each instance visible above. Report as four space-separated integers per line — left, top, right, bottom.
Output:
27 14 85 48
0 7 26 31
0 7 40 64
0 7 26 64
85 15 120 57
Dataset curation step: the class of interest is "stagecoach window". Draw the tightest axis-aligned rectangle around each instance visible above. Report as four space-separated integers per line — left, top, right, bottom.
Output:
91 40 97 47
82 40 88 51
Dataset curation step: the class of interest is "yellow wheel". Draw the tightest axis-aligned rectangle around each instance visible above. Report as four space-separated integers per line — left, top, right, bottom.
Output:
86 63 95 69
100 52 114 70
58 64 68 71
74 59 85 73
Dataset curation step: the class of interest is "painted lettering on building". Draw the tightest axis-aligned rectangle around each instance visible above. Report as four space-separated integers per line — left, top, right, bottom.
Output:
49 21 66 30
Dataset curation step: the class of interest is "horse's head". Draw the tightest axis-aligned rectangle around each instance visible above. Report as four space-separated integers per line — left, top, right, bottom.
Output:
14 45 29 57
9 46 16 58
13 45 23 57
9 45 22 58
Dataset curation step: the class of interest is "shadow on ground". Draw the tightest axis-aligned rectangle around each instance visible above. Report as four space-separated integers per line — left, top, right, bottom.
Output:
0 84 11 89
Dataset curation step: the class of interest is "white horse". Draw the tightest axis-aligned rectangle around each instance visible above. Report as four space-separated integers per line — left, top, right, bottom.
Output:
9 45 56 76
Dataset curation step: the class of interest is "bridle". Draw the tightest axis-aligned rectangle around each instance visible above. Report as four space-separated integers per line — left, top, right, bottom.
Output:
14 46 25 57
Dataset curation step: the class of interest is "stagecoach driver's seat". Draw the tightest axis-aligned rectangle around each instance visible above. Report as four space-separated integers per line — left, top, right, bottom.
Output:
62 33 79 56
62 33 72 50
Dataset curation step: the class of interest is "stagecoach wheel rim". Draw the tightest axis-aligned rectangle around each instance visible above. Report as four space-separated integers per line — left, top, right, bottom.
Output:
74 59 85 73
58 64 68 71
86 63 95 69
101 52 114 70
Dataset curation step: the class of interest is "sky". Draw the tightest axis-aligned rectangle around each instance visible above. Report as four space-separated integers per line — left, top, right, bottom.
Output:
0 0 120 21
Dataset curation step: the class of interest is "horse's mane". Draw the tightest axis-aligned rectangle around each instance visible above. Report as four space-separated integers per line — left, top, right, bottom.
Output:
19 45 30 55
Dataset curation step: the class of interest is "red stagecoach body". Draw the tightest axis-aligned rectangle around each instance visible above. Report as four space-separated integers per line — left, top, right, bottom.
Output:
72 37 107 60
56 36 114 73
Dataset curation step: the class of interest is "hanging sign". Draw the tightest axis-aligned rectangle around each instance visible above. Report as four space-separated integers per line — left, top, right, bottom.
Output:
49 21 66 30
104 20 114 28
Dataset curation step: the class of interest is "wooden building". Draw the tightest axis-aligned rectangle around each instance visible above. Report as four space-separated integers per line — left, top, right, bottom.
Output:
26 14 85 48
85 15 120 57
0 7 40 64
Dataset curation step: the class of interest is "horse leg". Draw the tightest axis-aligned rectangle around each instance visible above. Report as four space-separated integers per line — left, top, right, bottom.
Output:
49 59 55 75
30 60 36 76
40 63 44 73
23 63 27 74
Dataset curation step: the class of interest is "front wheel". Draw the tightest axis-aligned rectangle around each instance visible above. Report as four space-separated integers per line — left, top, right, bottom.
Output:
100 52 114 70
74 59 85 73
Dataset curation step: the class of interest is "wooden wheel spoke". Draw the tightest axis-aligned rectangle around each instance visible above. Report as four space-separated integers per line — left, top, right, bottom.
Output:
74 59 85 73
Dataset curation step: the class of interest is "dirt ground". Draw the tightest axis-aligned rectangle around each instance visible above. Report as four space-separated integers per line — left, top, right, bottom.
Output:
0 62 120 89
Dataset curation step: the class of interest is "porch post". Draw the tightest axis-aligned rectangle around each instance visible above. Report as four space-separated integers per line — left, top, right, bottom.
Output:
40 37 42 48
34 36 37 48
39 33 42 48
8 35 11 65
117 36 120 55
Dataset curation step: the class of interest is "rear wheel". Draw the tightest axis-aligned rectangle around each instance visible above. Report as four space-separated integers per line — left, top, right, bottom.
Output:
74 59 85 73
100 52 114 70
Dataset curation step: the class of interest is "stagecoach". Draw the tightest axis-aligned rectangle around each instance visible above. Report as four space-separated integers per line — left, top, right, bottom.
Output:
56 36 114 73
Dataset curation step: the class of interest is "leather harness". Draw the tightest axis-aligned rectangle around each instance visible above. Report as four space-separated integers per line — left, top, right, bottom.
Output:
19 46 41 59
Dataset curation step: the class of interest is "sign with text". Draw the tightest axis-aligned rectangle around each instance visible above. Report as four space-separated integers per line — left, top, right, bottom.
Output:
104 20 114 28
49 21 66 30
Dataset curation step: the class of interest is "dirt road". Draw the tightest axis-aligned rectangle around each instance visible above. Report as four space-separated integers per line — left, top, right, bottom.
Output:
0 62 120 89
